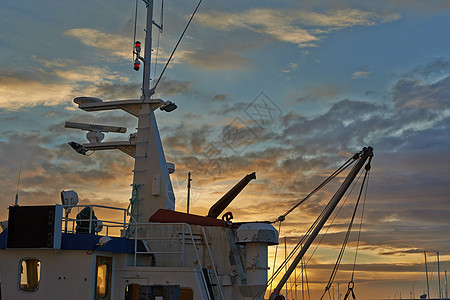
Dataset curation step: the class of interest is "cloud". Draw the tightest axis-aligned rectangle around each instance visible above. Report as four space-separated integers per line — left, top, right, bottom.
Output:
195 9 318 47
279 99 380 155
0 69 130 109
379 248 425 256
0 74 74 109
64 28 201 70
352 71 371 79
89 82 140 100
393 76 450 109
281 62 298 73
32 56 76 68
283 70 450 157
0 55 134 109
181 47 251 70
212 94 227 101
379 0 450 13
63 22 254 71
298 8 398 28
54 66 129 85
413 57 450 79
195 8 400 47
64 28 131 60
306 261 427 273
155 78 195 96
293 84 343 103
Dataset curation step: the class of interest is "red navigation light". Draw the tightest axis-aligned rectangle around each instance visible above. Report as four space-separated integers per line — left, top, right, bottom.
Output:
134 59 140 71
274 296 285 300
135 41 141 53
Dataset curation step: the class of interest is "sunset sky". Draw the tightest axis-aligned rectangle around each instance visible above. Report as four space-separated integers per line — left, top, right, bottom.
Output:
1 0 450 298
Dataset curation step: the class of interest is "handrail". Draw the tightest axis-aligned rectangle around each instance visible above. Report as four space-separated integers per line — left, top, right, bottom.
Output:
61 204 130 236
202 227 224 300
129 222 213 300
127 222 201 266
62 204 130 212
180 223 212 300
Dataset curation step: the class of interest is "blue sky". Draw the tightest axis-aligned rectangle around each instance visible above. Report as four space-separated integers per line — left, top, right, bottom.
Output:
1 0 450 298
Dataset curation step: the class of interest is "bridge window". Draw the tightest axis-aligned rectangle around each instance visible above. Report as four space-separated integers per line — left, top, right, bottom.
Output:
19 258 41 292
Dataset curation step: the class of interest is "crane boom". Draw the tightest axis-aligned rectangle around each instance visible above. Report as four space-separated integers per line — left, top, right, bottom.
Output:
269 146 373 300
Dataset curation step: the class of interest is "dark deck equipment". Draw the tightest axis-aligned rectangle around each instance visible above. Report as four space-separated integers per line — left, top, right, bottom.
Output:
207 172 256 219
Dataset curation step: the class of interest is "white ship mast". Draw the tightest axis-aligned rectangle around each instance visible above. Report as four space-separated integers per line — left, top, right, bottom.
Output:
68 0 176 224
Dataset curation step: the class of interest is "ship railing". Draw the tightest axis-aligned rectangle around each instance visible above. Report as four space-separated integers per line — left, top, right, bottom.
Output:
127 222 199 267
129 222 224 300
202 226 225 300
61 204 129 236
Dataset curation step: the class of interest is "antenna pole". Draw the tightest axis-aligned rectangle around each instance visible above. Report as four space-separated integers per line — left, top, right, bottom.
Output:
438 252 442 300
130 0 175 222
14 164 22 206
285 237 288 298
142 0 154 99
294 260 297 300
302 250 304 300
425 251 430 300
187 171 191 213
445 270 448 300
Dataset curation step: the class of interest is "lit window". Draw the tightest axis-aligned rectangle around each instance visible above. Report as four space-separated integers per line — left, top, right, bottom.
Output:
96 263 108 297
19 258 41 292
125 284 139 300
95 256 112 300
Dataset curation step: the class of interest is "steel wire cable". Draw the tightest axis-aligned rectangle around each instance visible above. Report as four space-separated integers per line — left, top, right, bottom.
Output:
151 0 203 93
319 162 371 300
275 152 360 223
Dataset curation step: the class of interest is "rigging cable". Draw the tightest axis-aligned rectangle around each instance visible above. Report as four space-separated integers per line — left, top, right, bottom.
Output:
269 155 362 286
275 151 361 223
352 169 369 278
265 175 358 298
305 262 311 300
269 221 283 294
280 155 369 299
343 159 371 300
320 170 365 297
263 151 361 297
319 156 372 300
285 170 363 298
151 0 164 95
151 0 203 93
266 215 317 290
255 151 365 300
